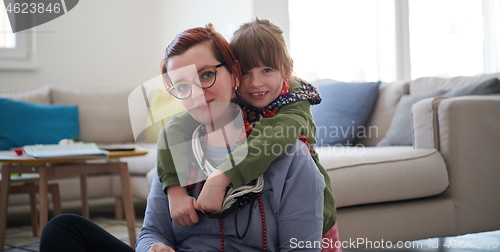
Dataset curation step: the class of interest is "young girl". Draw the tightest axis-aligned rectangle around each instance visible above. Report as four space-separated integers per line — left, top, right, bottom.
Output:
159 19 340 250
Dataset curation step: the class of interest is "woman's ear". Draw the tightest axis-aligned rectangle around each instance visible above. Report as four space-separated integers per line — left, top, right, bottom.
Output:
232 60 242 87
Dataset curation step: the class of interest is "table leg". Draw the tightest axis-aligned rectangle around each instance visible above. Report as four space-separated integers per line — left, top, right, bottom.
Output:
0 165 12 252
80 174 89 219
50 184 63 216
38 167 49 233
115 197 124 220
118 162 136 248
28 183 38 236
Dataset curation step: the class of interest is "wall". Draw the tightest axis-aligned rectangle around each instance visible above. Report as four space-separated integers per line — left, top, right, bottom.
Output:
253 0 289 44
0 0 283 92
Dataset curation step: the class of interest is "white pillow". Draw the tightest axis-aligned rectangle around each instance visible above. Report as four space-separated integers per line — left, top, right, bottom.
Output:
0 86 51 104
51 86 136 143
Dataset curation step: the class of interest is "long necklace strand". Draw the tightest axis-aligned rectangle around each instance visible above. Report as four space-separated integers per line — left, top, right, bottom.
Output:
198 127 266 252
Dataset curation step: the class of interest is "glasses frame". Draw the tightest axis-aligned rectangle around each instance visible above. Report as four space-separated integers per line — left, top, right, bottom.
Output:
166 63 226 100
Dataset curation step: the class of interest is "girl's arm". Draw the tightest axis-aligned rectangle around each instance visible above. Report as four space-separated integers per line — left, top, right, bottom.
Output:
219 99 316 187
157 112 200 192
157 112 201 226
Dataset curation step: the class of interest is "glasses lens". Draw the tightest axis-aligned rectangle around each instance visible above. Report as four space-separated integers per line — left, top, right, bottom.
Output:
198 67 217 88
169 83 191 99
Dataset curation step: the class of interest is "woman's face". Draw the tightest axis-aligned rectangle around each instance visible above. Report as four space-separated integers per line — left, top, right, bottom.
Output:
166 42 236 127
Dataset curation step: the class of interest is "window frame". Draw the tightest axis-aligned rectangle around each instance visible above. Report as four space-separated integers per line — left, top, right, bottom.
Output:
0 2 37 70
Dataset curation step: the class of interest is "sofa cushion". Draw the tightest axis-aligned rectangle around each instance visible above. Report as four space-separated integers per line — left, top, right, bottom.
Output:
357 80 410 147
0 98 80 150
312 81 380 146
317 146 449 208
0 86 51 104
377 89 447 146
409 72 500 96
51 86 135 143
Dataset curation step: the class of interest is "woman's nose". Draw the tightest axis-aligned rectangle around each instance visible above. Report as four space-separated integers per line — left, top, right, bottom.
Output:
190 84 205 100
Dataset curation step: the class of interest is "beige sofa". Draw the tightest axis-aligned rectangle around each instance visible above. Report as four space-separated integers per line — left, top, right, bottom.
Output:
0 85 157 209
316 73 500 247
2 73 499 247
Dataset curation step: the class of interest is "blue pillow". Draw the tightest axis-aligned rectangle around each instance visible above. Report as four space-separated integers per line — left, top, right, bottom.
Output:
0 98 80 150
312 81 380 146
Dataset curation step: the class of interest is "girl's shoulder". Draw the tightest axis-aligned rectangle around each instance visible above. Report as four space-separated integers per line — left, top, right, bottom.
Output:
289 77 310 92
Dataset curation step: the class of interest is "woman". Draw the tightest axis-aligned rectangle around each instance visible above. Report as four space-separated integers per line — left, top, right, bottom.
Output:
39 24 325 252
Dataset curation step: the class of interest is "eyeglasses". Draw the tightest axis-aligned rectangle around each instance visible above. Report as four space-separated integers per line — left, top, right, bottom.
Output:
166 63 226 100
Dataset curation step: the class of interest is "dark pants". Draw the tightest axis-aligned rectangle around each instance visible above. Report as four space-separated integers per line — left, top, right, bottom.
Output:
39 213 135 252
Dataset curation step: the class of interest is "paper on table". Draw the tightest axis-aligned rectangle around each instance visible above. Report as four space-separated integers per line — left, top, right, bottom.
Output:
23 143 108 159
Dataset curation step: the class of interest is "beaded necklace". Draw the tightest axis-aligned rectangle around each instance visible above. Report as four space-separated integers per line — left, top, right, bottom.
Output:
193 125 267 252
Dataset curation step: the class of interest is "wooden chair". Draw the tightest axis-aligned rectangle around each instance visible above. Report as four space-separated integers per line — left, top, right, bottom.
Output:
2 180 62 236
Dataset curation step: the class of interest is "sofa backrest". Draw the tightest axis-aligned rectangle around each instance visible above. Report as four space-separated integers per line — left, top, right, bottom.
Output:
51 86 136 143
409 72 500 96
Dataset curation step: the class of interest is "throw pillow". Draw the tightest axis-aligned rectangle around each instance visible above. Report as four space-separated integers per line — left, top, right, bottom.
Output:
312 81 381 146
376 90 447 147
444 77 500 97
0 86 51 104
0 98 80 150
51 86 134 143
377 77 500 146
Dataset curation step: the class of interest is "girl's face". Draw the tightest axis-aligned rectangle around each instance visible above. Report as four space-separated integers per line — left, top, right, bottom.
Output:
238 64 291 108
166 42 236 126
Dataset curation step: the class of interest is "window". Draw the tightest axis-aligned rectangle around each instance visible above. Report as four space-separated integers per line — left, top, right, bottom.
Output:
0 6 15 49
289 0 500 82
289 0 396 83
0 1 36 70
408 0 486 78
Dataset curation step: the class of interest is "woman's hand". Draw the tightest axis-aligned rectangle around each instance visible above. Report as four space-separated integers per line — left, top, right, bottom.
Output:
167 185 199 227
147 242 175 252
196 170 231 212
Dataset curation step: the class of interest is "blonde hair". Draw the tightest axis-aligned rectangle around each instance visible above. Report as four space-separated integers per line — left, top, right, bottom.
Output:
230 18 292 75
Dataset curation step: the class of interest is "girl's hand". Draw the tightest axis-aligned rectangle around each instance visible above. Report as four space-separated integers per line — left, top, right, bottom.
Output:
147 242 175 252
167 185 199 227
196 170 231 212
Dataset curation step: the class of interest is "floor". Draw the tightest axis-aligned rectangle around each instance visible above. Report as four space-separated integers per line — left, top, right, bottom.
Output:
3 199 145 252
351 231 500 252
3 201 500 252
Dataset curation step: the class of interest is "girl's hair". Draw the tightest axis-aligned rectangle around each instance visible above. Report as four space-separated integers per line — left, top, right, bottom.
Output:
160 24 241 85
230 18 292 74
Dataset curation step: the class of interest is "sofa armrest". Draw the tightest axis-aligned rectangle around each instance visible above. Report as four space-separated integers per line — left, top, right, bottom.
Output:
437 94 500 162
411 96 448 149
436 94 500 232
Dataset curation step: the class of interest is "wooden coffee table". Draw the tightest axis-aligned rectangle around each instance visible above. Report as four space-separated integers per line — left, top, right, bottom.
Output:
0 150 147 251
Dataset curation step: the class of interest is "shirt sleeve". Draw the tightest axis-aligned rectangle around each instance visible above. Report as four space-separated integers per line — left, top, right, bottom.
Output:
136 171 176 252
219 99 317 187
279 143 324 251
157 112 200 192
264 140 324 251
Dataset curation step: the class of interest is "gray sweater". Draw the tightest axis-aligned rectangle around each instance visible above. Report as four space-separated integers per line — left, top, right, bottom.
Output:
136 140 325 252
